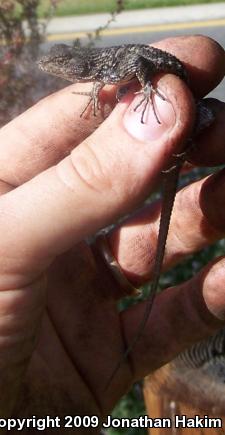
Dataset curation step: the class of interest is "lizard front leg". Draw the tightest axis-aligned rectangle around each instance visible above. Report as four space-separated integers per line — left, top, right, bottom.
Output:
73 81 104 117
135 61 166 124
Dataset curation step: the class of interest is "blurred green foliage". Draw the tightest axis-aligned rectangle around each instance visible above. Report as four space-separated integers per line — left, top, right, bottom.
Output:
38 0 225 17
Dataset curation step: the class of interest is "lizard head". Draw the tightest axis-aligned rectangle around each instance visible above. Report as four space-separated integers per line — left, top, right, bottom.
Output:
38 44 89 82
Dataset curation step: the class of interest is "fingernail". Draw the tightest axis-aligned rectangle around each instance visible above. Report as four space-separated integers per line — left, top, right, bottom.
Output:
123 93 176 141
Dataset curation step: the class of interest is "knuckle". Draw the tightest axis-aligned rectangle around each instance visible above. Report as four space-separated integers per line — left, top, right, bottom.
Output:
58 140 113 194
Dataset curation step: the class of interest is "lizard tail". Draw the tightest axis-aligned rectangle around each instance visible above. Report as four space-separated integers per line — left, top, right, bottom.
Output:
104 161 181 391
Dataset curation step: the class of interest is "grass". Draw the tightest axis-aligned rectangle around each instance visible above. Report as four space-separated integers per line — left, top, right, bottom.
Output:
38 0 225 17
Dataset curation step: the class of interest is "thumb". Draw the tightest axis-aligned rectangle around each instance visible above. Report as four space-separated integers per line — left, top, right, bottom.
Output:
0 75 194 284
65 74 195 220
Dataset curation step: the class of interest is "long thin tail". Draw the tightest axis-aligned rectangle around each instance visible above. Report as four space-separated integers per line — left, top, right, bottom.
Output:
105 161 181 390
105 99 215 390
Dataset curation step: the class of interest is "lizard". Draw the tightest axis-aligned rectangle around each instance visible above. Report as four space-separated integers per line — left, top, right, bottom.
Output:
38 43 214 387
38 43 188 123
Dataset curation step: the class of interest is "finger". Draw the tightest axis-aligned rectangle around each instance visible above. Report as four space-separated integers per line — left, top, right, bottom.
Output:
107 167 225 287
0 75 194 285
154 35 225 97
0 36 224 185
120 256 225 382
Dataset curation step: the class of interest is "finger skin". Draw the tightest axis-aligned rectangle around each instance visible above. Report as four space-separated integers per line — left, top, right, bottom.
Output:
108 166 225 287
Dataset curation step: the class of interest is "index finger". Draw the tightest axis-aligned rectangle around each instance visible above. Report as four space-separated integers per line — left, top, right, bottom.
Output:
0 35 224 186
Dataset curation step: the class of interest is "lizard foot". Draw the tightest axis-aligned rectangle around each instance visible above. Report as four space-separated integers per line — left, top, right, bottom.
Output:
134 82 166 124
73 82 103 117
72 91 100 117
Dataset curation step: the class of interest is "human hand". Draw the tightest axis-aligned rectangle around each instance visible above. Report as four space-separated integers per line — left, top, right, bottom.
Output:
0 35 224 433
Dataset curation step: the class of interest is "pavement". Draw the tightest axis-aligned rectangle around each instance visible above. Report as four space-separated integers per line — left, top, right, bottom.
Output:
45 2 225 40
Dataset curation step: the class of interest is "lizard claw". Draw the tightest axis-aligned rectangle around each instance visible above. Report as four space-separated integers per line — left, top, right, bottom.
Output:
133 82 166 124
